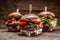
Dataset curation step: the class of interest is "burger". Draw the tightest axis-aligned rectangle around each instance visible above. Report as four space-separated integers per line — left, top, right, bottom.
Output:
18 14 43 36
6 9 22 31
38 6 57 32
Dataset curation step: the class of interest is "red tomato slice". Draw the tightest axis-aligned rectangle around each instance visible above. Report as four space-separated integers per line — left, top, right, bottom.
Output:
18 22 27 26
7 19 15 23
33 21 40 24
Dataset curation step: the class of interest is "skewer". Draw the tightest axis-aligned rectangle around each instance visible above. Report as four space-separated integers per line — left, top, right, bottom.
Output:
16 8 19 13
44 6 48 17
45 6 47 12
29 4 32 14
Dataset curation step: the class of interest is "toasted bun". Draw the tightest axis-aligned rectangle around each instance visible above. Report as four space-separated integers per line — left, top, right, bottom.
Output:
8 12 22 20
38 11 55 17
20 14 41 21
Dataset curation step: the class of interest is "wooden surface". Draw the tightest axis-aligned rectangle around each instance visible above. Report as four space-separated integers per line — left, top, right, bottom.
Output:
0 27 60 40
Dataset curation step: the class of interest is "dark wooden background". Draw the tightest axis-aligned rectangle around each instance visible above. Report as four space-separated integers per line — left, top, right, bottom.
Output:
0 0 60 28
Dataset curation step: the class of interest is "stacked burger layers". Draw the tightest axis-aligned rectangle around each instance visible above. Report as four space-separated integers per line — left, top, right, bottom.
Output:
6 4 57 36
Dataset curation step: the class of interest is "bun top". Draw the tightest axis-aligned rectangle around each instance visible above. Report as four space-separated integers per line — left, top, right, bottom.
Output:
24 14 39 18
20 14 41 21
38 6 55 17
8 12 22 17
8 12 22 19
38 11 55 17
8 9 22 20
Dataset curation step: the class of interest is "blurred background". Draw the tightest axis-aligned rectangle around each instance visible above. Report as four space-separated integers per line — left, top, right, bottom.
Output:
0 0 60 28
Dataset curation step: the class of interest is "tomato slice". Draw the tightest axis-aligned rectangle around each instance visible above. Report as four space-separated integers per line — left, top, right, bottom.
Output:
18 22 28 26
33 21 40 24
7 19 16 23
7 19 13 23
